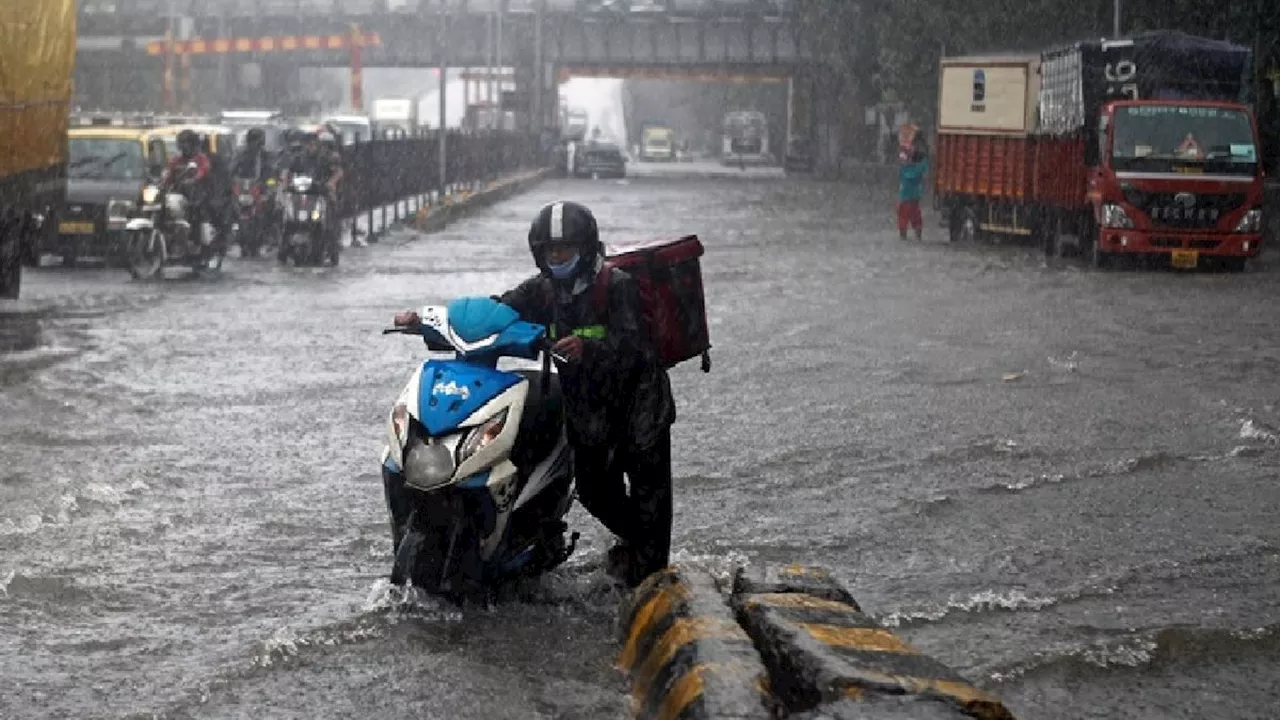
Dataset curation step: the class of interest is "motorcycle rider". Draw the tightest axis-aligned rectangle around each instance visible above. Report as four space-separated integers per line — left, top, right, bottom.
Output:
161 129 229 258
233 128 275 183
232 128 280 254
398 201 676 587
283 129 345 254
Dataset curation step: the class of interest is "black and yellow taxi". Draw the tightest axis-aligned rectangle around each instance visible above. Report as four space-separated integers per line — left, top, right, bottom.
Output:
152 124 238 165
49 126 169 265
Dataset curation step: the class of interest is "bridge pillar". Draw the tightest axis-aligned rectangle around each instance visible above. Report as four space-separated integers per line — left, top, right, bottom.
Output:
785 69 816 150
811 66 860 175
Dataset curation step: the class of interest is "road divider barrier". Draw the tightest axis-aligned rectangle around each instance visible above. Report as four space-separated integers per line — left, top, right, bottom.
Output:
618 563 1016 720
618 566 773 720
410 168 553 235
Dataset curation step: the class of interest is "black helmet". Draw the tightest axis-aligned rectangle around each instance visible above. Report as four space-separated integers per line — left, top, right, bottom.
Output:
528 201 600 279
177 129 200 155
245 128 265 148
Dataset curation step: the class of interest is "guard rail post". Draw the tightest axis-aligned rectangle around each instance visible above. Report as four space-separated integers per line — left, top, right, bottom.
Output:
363 138 375 242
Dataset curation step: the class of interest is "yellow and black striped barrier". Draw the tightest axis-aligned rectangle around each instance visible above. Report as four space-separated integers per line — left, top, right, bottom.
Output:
618 567 773 720
730 565 1015 720
732 563 860 608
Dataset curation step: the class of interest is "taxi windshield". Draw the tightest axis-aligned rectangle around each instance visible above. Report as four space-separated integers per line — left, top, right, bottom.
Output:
1111 105 1257 175
68 138 146 181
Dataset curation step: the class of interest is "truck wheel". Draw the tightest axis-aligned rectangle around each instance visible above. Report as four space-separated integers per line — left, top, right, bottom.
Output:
1086 225 1108 269
0 234 20 300
1039 219 1058 257
949 206 978 244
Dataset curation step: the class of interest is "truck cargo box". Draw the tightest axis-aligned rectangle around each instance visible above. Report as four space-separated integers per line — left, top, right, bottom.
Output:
1039 31 1251 135
935 134 1035 201
938 56 1040 136
1 0 77 298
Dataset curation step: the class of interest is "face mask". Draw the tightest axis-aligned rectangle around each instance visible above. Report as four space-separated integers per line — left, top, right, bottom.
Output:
547 252 580 280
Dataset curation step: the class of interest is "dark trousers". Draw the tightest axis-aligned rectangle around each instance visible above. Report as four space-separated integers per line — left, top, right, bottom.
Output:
575 426 673 581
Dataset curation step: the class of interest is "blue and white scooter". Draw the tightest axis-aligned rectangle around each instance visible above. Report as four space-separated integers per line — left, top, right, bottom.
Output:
381 296 577 596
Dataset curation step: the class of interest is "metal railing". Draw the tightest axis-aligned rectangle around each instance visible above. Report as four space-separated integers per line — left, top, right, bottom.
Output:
338 129 539 238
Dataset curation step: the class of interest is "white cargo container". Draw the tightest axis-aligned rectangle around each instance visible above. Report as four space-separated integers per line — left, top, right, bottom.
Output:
371 97 416 136
937 55 1040 136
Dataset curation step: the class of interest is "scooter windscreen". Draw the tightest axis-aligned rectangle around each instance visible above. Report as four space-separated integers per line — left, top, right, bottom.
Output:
414 297 546 361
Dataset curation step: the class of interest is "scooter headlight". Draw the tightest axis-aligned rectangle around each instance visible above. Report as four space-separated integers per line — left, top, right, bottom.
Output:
456 409 508 465
141 185 160 204
404 438 456 490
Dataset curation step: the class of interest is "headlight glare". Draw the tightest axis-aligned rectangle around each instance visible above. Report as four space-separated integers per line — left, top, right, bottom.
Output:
1234 208 1263 234
141 186 160 204
457 409 508 465
1101 203 1134 229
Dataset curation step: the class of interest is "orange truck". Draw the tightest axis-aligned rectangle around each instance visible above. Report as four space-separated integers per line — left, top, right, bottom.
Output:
934 31 1264 270
0 0 77 298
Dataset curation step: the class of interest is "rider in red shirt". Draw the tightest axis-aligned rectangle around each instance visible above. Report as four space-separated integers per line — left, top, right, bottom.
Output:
162 129 229 254
162 129 211 189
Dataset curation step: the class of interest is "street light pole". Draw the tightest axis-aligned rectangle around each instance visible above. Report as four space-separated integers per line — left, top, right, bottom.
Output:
439 7 449 192
496 5 504 131
1113 0 1122 37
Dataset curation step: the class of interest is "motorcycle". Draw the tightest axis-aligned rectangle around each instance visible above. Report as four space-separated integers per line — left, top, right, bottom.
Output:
279 174 338 267
381 296 578 599
124 163 226 280
232 175 280 259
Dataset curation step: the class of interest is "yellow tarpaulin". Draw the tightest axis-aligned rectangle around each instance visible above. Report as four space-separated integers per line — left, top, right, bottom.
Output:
0 0 77 179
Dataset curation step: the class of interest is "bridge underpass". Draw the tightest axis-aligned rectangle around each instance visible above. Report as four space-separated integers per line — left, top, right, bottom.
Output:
74 1 835 161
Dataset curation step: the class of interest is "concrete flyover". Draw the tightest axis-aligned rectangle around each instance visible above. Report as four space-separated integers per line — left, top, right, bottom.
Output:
617 563 1018 720
74 0 814 143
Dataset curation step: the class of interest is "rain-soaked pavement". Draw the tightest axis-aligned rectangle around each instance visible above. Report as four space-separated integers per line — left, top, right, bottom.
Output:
3 176 1280 720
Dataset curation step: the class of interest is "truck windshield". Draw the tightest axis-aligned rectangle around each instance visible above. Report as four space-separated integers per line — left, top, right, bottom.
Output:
68 138 146 181
1111 105 1257 175
724 114 766 136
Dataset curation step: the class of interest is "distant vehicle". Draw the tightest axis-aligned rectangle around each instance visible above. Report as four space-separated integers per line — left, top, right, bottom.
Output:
573 141 627 179
721 111 770 165
372 98 417 137
562 109 589 142
640 126 675 162
216 110 288 153
934 32 1264 270
152 124 237 163
321 114 373 145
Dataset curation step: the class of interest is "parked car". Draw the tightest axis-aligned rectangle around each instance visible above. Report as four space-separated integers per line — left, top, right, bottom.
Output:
573 141 627 179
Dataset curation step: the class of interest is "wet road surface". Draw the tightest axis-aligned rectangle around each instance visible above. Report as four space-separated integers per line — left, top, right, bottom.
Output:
3 176 1280 719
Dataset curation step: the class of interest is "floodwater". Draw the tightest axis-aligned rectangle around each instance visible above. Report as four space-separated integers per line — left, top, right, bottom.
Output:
3 176 1279 719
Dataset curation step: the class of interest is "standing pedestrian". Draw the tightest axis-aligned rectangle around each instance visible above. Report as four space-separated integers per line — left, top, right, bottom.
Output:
898 139 928 241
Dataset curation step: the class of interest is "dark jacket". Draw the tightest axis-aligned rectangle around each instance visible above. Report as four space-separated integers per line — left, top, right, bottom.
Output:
500 261 676 450
232 148 276 183
288 148 342 186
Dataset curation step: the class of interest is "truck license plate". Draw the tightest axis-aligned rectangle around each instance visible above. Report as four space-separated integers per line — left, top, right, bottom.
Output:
1171 250 1199 269
59 221 95 235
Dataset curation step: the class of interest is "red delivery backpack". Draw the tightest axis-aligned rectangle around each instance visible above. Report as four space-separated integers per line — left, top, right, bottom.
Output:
593 234 712 373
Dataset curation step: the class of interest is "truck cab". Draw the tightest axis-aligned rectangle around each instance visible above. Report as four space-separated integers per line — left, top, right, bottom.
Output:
1093 100 1264 269
640 126 675 162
